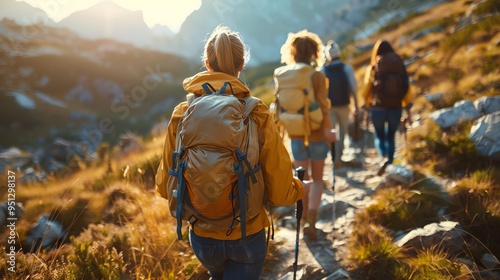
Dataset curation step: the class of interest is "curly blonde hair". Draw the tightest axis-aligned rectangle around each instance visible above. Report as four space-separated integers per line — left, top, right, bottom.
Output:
279 30 325 67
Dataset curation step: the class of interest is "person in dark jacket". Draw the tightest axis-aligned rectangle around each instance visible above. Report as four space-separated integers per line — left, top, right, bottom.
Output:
321 40 359 168
361 39 413 175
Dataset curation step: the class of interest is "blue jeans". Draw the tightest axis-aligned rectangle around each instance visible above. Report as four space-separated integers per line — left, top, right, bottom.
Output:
189 229 267 280
290 139 330 161
370 108 402 163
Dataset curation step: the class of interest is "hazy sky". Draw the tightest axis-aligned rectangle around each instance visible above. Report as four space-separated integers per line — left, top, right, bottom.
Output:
19 0 202 32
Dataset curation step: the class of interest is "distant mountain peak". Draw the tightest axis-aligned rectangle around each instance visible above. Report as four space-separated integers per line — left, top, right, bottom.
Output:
0 0 55 26
151 23 174 37
58 0 155 48
62 0 144 21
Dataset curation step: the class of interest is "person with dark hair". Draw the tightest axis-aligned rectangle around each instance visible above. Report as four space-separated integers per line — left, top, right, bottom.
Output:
362 39 413 175
274 30 336 241
155 25 304 279
321 40 359 168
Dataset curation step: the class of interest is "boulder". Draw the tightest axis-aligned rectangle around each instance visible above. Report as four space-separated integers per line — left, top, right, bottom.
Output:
429 100 480 128
424 92 444 103
469 111 500 161
474 96 500 116
0 147 32 172
26 214 65 252
481 253 500 270
20 167 47 184
44 138 89 163
394 221 467 255
384 164 413 187
116 132 144 157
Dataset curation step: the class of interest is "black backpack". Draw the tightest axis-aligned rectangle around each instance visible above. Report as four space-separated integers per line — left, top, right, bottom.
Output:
322 62 350 107
371 52 409 109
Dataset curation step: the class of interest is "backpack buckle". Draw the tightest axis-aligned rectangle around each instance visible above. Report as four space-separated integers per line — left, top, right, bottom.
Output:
235 149 246 161
188 216 197 226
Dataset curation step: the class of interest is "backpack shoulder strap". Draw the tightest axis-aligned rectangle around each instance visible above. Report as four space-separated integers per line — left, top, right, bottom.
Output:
242 96 260 117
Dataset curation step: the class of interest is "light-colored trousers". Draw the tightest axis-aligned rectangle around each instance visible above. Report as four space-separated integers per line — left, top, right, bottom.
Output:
329 105 351 163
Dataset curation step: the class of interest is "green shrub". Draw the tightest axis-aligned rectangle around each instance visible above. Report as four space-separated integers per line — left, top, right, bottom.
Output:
482 53 500 75
408 247 470 279
378 11 423 34
446 67 465 84
85 175 113 192
474 0 500 16
124 155 161 190
102 187 141 225
346 224 409 279
357 184 443 231
96 142 110 165
441 23 473 54
405 16 455 37
49 197 102 238
67 235 127 280
447 171 500 258
442 14 500 55
416 121 485 176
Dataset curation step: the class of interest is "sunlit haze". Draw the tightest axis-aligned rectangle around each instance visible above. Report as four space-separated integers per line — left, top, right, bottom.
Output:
19 0 202 32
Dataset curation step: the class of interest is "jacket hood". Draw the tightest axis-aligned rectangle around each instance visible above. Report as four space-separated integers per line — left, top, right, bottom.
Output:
182 71 251 98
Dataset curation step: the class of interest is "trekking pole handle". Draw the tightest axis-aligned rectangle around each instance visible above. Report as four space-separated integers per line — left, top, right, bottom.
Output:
296 166 306 181
295 167 305 221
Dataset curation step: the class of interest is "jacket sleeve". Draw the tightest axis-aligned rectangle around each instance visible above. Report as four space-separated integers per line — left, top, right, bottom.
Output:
361 66 374 109
155 102 188 199
344 64 359 109
252 101 304 207
402 85 414 109
311 71 333 130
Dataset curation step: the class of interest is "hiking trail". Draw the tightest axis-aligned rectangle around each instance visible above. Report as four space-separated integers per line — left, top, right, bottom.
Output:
260 123 408 280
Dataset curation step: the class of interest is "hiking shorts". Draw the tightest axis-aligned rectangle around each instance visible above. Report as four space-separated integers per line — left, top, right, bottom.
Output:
291 139 330 161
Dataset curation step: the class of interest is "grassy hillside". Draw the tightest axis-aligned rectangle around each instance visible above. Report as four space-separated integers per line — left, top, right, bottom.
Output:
0 20 196 148
0 0 499 279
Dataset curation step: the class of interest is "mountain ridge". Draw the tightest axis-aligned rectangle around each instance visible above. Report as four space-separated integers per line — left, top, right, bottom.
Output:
2 0 445 64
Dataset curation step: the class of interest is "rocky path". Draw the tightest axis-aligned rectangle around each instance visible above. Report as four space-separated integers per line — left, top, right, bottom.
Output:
261 125 408 280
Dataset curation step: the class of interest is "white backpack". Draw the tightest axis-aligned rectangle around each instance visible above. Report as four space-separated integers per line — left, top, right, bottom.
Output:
272 63 323 143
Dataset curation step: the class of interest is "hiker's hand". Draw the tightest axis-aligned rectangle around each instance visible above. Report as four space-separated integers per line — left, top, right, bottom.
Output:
406 109 413 125
324 128 337 143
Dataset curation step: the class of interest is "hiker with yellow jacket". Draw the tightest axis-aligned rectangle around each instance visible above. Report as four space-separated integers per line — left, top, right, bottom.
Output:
155 25 304 280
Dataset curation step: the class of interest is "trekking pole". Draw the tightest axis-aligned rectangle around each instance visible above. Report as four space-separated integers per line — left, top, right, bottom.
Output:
330 143 336 222
330 143 336 190
401 117 409 162
293 167 306 280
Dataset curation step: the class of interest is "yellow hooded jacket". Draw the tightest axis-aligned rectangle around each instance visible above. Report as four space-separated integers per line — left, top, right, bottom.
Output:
155 71 304 240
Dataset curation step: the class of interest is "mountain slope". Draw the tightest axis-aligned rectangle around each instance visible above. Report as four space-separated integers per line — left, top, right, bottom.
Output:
0 0 55 26
0 19 194 150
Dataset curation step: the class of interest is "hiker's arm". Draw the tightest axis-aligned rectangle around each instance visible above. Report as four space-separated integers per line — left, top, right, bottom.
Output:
155 102 187 199
311 71 336 142
345 64 359 111
312 71 333 130
254 102 304 206
402 86 414 123
361 66 373 110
